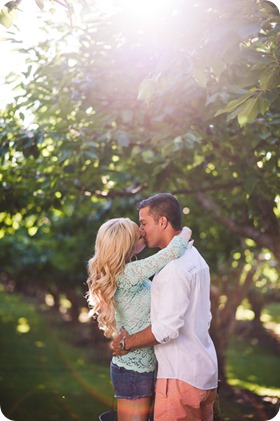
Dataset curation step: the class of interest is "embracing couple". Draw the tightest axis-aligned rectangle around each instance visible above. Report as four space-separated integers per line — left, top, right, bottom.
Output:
86 193 218 421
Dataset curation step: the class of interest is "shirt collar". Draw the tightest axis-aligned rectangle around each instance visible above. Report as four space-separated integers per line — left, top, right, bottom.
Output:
188 240 194 249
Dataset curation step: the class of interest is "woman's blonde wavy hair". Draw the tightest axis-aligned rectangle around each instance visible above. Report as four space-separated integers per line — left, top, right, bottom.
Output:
86 218 138 338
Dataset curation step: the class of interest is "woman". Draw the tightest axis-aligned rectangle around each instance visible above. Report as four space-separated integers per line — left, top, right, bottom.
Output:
86 218 191 421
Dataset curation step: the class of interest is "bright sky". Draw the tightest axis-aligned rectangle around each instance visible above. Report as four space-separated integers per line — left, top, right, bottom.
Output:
0 1 68 108
0 0 280 108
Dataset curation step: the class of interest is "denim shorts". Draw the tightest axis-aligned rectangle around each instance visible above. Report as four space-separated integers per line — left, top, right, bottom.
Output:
110 362 156 400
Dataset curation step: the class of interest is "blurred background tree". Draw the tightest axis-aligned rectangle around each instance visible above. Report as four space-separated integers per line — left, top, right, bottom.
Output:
0 0 279 384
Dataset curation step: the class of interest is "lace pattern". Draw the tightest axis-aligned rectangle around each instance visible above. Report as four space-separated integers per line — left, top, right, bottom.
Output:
112 236 188 373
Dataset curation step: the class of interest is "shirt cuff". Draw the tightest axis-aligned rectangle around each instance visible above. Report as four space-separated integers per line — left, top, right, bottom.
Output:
151 322 179 344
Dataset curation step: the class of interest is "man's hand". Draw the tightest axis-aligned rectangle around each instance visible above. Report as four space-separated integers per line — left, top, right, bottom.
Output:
112 327 129 356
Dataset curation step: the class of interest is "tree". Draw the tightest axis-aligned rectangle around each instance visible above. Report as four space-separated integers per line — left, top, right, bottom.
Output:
0 0 279 382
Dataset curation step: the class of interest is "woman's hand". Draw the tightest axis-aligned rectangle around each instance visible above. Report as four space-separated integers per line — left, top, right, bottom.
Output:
178 226 192 242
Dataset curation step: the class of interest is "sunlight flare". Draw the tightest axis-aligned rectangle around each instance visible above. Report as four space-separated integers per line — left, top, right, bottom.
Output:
97 0 175 22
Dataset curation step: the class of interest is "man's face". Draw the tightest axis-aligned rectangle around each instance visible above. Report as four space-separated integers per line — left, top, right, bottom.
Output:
139 207 162 249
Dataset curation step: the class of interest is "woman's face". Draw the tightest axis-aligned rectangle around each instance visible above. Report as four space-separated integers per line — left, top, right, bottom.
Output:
133 223 146 255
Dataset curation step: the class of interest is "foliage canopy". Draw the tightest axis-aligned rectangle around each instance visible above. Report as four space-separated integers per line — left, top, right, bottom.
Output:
0 0 279 379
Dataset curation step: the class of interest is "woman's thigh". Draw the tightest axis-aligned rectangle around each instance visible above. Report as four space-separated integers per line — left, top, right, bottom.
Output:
117 397 152 421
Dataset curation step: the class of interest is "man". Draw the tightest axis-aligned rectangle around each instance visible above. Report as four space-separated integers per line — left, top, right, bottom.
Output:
113 193 218 420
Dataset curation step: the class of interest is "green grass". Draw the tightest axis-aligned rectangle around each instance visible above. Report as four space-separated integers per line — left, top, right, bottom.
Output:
226 336 280 397
0 287 114 421
226 302 280 398
262 302 280 324
1 289 279 421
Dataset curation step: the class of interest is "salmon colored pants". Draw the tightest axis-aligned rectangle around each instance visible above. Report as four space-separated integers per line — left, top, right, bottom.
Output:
154 378 217 421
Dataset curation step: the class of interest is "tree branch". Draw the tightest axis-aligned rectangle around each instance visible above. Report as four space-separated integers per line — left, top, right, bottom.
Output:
195 192 280 260
173 182 242 195
91 183 149 199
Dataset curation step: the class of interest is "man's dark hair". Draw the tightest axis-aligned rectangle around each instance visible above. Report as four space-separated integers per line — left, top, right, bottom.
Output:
137 193 182 230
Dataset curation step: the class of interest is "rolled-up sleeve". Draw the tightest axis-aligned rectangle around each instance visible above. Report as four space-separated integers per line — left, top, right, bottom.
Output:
151 261 191 344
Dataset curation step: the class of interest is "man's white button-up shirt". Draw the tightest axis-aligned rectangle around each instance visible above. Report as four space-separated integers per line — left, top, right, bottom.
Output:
151 241 218 390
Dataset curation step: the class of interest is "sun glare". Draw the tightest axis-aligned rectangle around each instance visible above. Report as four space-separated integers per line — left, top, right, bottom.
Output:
97 0 174 22
0 1 69 109
123 0 173 20
1 0 280 109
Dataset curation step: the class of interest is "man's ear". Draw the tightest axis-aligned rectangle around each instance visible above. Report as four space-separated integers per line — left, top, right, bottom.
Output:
159 216 168 229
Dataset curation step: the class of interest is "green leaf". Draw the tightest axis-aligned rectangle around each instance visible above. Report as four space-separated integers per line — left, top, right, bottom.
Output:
259 66 280 90
215 90 256 117
237 97 259 127
234 94 271 127
257 96 270 115
0 5 16 28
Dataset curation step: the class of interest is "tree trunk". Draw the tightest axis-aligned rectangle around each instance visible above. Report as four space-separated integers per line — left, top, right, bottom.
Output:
210 268 257 383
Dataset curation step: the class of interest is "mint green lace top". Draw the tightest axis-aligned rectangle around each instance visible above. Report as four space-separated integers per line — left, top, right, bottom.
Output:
112 236 188 373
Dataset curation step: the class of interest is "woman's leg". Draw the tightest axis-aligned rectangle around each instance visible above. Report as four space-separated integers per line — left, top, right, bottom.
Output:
117 397 152 421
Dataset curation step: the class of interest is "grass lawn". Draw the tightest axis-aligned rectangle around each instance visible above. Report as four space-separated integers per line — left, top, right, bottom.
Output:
0 288 279 421
0 287 114 421
226 335 279 397
228 301 280 397
221 302 280 421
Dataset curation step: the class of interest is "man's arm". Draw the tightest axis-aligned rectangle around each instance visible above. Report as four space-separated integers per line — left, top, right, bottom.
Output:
112 325 159 356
